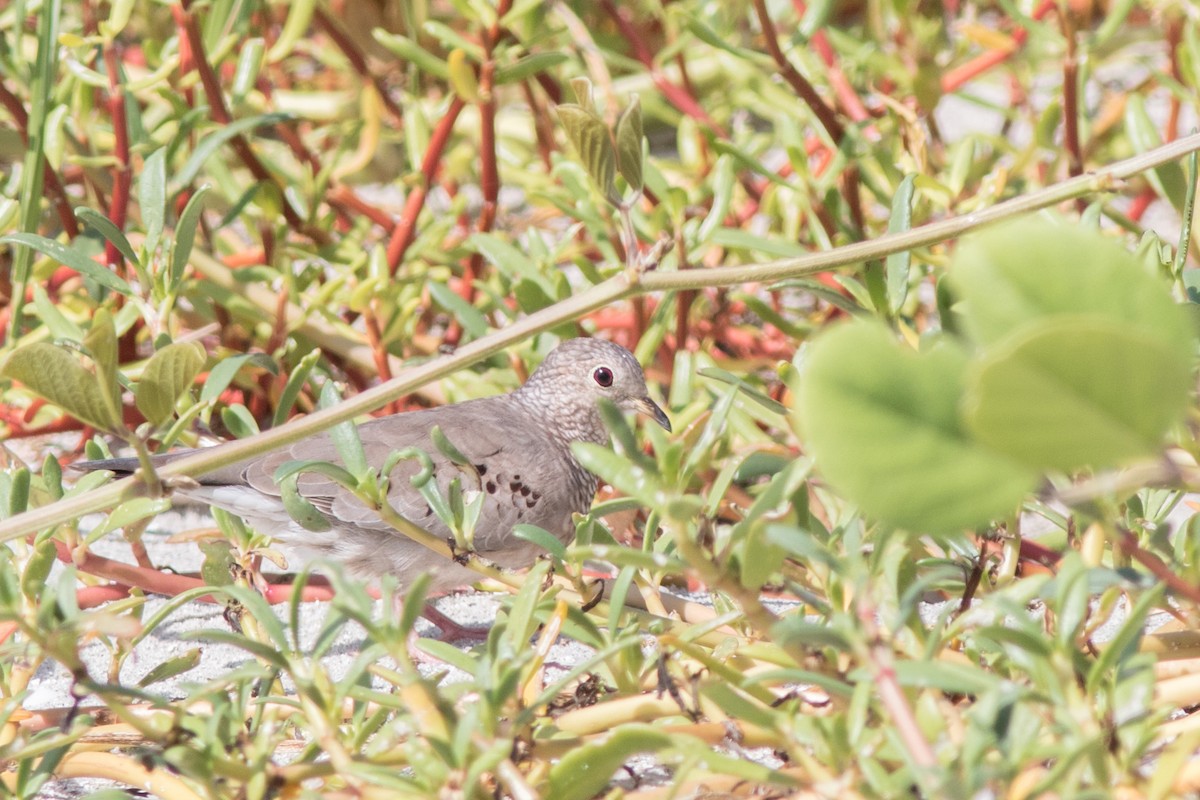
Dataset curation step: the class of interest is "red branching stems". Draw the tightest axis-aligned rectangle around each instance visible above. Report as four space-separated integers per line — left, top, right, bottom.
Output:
170 4 327 244
385 96 467 273
793 0 875 130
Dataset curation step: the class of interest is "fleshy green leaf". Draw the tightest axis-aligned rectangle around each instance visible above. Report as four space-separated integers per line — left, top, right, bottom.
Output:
556 104 615 198
798 321 1036 532
545 725 674 800
75 208 139 270
494 52 569 84
615 95 643 193
964 317 1193 471
139 147 167 256
199 352 277 404
885 174 917 314
1 344 121 432
135 341 206 427
952 218 1195 365
170 184 210 288
2 232 132 295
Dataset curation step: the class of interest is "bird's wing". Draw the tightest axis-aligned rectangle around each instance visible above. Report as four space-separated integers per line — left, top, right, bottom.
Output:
240 399 587 553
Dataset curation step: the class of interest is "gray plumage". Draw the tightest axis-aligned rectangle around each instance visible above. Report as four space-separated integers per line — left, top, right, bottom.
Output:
77 339 670 591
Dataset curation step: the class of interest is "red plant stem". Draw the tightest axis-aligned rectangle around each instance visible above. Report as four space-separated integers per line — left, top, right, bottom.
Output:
1061 20 1083 179
752 0 845 145
461 0 512 312
0 82 78 236
793 0 873 126
48 538 337 605
328 185 395 229
857 598 939 772
941 0 1056 93
0 585 131 646
103 44 132 278
1126 187 1156 222
385 96 467 273
1117 525 1200 607
362 303 398 414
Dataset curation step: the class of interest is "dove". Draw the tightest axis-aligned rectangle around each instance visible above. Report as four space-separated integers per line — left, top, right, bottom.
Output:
76 338 670 633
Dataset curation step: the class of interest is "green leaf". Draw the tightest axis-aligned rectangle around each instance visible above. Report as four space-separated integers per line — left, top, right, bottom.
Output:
1124 96 1187 211
199 352 277 404
952 218 1195 365
614 95 643 193
273 349 322 428
170 184 210 288
136 648 202 687
572 442 665 508
1 344 121 432
75 208 139 270
885 174 917 314
139 147 167 256
171 112 291 192
877 660 1001 695
512 524 566 561
319 380 368 477
428 281 488 339
570 77 596 112
135 341 206 427
221 404 260 438
556 104 615 198
88 497 173 539
371 32 450 78
494 52 569 84
1 233 132 295
964 317 1193 471
698 367 788 416
278 471 333 532
545 724 674 800
798 321 1036 532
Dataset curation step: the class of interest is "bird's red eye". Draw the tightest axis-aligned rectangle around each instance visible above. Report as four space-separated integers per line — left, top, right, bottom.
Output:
593 367 614 387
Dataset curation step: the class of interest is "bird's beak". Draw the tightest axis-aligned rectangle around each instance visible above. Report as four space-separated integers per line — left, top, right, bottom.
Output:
633 396 672 432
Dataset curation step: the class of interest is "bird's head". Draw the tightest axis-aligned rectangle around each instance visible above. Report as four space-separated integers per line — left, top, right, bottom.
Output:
517 338 671 443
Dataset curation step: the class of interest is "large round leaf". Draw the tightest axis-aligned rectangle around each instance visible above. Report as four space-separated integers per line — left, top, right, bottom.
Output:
951 218 1195 365
797 321 1036 533
964 316 1193 471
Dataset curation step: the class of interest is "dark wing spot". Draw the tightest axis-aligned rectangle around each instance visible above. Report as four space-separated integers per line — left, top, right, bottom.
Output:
530 491 541 502
513 474 520 481
525 497 537 509
510 481 521 492
520 485 531 497
476 463 488 475
486 481 496 493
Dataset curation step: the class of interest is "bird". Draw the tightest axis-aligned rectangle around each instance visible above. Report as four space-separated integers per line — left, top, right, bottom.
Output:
75 338 671 623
